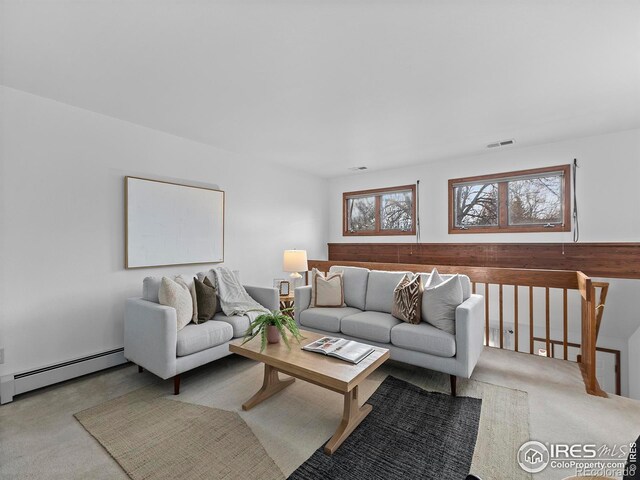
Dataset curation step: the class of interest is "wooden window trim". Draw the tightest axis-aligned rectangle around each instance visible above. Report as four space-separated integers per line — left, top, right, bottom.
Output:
343 184 416 236
448 165 571 234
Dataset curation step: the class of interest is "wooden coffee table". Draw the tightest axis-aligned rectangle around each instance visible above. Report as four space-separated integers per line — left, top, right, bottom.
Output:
229 329 389 454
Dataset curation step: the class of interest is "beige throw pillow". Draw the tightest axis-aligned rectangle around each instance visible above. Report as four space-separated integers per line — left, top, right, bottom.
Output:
177 275 198 323
311 268 345 308
392 274 423 324
159 276 193 330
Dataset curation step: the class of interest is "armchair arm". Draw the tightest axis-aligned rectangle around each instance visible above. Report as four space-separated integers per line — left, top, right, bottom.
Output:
244 285 279 311
124 298 177 379
294 286 312 325
454 294 485 378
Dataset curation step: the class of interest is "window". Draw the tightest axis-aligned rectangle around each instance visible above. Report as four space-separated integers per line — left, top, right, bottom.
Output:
449 165 570 233
343 184 416 236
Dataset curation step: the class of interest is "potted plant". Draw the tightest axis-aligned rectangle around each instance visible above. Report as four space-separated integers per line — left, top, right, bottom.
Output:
242 308 305 352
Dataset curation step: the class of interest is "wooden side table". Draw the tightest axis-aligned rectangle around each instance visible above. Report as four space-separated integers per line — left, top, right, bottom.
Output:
279 294 294 317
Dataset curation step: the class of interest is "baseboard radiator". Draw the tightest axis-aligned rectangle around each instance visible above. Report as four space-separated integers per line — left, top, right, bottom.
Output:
0 348 127 404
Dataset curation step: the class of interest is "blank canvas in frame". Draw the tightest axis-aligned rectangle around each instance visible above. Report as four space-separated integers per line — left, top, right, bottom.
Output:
125 177 224 268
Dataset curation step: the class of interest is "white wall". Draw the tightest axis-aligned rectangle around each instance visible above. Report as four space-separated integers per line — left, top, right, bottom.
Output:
0 86 328 377
630 325 640 400
329 128 640 244
328 129 640 397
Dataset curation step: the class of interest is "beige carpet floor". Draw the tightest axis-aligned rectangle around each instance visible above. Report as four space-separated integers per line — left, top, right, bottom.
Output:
6 348 636 479
72 356 530 480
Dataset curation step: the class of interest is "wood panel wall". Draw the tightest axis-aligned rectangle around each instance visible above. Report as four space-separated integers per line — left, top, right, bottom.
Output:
327 242 640 279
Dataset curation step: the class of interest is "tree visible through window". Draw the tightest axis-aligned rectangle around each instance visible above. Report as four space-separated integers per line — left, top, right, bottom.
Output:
454 183 498 227
449 165 570 233
347 196 375 232
508 175 562 225
344 185 416 236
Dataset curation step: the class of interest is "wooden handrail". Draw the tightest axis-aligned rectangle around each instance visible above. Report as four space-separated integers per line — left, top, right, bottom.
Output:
577 272 606 397
307 259 609 398
308 260 579 289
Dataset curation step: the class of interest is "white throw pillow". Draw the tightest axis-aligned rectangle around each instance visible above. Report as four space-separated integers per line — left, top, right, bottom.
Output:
311 268 345 308
159 276 193 330
423 271 463 335
178 275 198 323
427 267 444 287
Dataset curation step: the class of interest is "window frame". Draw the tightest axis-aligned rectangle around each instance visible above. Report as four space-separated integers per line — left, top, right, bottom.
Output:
448 165 571 234
343 184 417 236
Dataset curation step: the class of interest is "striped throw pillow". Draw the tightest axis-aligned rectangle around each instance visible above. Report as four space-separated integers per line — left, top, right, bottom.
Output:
392 274 423 324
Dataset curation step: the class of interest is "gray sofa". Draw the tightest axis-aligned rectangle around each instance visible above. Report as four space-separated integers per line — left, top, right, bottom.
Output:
294 266 484 395
124 272 278 394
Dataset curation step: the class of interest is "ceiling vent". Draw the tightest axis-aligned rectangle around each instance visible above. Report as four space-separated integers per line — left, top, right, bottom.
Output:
348 166 368 171
487 139 515 149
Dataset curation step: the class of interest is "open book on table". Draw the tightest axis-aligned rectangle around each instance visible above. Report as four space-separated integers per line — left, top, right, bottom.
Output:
302 336 375 364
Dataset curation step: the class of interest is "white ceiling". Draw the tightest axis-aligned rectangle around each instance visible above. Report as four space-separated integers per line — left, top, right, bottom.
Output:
2 0 640 177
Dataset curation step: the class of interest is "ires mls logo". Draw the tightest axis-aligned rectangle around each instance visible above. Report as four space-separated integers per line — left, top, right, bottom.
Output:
517 440 636 477
518 441 550 473
549 443 597 458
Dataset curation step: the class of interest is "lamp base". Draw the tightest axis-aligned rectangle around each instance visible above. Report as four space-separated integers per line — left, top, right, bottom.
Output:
289 272 302 279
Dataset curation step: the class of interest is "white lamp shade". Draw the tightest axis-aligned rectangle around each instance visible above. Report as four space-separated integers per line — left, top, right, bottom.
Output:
283 250 308 273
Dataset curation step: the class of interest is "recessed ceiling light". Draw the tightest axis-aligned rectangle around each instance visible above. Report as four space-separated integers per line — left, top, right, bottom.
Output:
487 139 515 148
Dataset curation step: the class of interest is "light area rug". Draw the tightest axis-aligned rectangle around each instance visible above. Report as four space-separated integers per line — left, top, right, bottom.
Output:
76 356 531 480
75 385 284 480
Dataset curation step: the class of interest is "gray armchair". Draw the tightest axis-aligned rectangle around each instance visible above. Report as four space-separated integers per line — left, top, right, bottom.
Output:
124 275 278 394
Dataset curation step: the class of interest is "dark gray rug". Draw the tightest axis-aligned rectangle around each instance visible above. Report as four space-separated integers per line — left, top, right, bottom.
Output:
289 376 482 480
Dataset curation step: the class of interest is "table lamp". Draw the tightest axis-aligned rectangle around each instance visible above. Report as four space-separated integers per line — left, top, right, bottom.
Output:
283 249 308 279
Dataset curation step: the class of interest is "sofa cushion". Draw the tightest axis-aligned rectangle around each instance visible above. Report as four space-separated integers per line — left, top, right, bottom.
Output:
329 266 369 310
365 270 411 314
142 276 163 303
420 272 472 301
391 322 456 358
176 321 233 356
341 311 402 343
213 313 251 338
300 307 361 333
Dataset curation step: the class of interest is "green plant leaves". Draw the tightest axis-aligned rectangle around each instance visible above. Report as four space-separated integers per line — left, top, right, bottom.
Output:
241 309 305 351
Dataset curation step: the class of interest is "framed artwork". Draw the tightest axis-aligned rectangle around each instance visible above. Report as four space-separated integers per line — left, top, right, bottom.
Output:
125 176 225 268
279 281 290 296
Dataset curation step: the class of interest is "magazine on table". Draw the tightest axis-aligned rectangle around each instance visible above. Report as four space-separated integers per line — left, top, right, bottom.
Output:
303 336 375 364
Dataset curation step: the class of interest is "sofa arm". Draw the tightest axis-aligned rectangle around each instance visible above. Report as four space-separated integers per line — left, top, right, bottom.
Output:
244 285 279 311
454 294 485 378
124 298 178 380
294 285 312 325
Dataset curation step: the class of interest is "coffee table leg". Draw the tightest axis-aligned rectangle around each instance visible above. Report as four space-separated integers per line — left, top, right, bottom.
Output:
324 385 372 455
242 364 295 411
